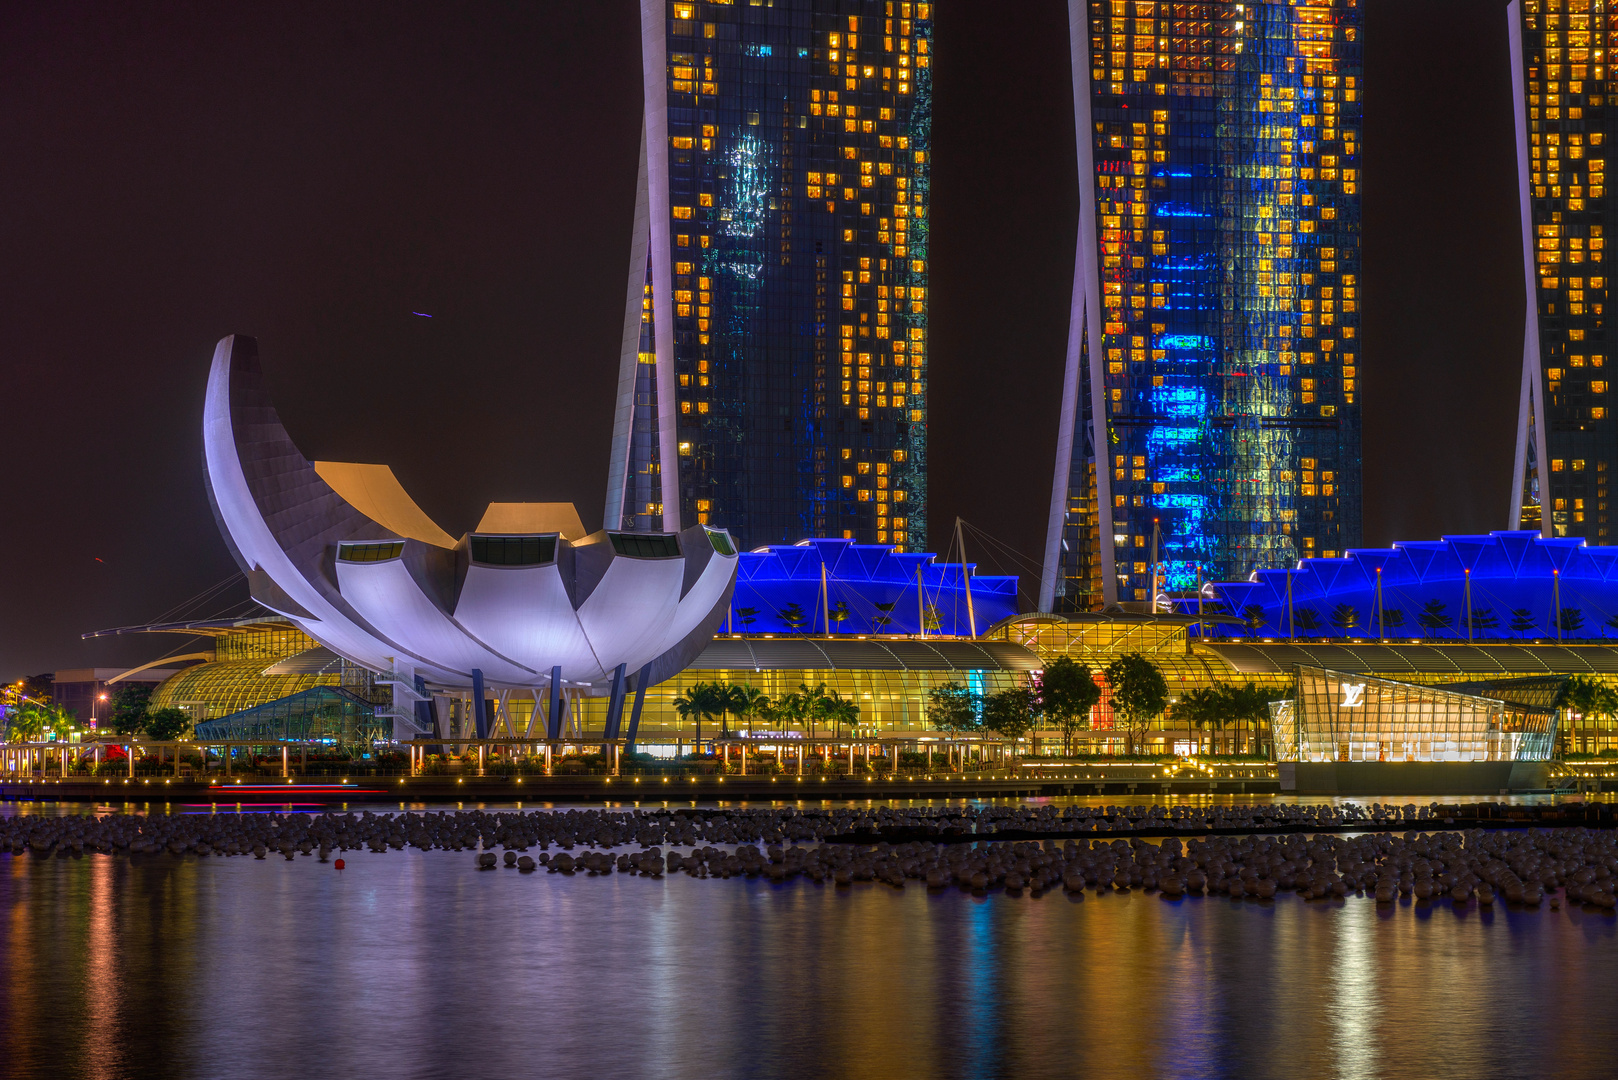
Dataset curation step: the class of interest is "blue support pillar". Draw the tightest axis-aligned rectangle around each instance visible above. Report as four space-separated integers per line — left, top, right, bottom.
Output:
624 664 651 752
471 668 489 740
547 666 564 740
604 664 629 740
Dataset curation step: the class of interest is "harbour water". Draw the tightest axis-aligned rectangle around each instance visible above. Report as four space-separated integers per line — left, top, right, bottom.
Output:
2 801 1617 1080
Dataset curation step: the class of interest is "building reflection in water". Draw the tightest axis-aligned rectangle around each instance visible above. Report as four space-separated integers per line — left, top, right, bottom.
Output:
0 848 1614 1078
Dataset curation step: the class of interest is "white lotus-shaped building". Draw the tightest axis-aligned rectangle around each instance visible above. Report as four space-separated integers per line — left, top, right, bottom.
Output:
202 335 738 734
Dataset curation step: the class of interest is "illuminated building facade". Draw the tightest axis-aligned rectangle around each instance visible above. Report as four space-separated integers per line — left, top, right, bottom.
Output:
729 538 1018 635
1042 0 1364 612
607 0 933 551
1273 667 1557 763
1193 529 1618 643
1508 0 1617 542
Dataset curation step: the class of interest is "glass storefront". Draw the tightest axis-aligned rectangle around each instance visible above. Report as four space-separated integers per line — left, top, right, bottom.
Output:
1275 665 1556 763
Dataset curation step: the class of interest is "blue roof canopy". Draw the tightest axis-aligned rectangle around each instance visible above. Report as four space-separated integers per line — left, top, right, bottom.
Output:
729 540 1018 636
1183 531 1618 641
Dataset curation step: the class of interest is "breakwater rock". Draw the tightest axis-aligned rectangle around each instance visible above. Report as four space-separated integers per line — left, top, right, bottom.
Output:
0 801 1607 863
538 828 1618 910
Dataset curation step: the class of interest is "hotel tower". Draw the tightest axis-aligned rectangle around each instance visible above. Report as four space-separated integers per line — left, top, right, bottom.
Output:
606 0 933 551
1041 0 1364 611
1509 0 1616 543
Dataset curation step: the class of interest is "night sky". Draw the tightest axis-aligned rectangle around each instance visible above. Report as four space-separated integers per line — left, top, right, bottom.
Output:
0 1 1523 678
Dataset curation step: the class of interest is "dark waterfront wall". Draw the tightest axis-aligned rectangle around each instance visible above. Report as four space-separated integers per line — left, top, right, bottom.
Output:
1284 761 1553 795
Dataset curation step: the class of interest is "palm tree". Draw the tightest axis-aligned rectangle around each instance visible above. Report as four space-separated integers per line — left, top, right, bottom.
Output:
717 682 750 738
821 689 855 739
47 704 76 742
833 697 860 740
1206 687 1235 755
872 601 897 632
774 690 805 737
1597 685 1618 755
9 704 46 743
735 684 770 734
799 682 829 741
1561 676 1613 755
1170 688 1217 755
672 683 712 757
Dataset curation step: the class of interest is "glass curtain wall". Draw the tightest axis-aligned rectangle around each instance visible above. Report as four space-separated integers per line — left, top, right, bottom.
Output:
1284 665 1556 762
1511 0 1617 541
632 0 933 550
1054 0 1363 607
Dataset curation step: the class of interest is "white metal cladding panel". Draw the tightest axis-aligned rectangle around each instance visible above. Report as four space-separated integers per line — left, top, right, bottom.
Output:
204 338 396 674
335 559 534 684
574 555 686 679
452 564 599 680
659 550 737 652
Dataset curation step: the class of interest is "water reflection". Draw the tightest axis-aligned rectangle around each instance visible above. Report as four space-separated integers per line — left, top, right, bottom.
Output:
0 850 1615 1080
6 794 1618 1079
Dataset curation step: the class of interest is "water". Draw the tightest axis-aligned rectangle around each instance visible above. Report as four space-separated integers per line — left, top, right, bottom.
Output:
3 804 1618 1079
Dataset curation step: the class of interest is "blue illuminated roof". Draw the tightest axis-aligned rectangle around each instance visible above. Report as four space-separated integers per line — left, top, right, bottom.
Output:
1184 531 1618 641
729 539 1018 636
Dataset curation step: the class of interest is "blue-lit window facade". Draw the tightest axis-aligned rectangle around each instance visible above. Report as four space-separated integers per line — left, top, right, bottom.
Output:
626 1 931 552
1052 0 1362 609
1511 0 1615 544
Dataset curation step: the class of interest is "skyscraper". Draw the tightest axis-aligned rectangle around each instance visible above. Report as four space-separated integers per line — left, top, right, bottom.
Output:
1508 0 1614 543
1040 0 1363 612
606 0 933 552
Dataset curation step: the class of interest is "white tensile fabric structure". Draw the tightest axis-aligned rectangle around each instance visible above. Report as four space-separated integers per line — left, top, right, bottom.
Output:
201 334 738 716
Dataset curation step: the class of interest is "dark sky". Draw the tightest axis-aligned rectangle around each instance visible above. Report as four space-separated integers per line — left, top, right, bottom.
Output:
0 1 1523 679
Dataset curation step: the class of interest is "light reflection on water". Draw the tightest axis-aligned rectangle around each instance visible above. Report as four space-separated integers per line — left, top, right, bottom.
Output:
4 799 1618 1079
0 843 1616 1079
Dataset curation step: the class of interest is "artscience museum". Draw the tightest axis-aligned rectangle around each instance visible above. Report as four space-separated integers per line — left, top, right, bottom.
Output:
202 334 739 740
